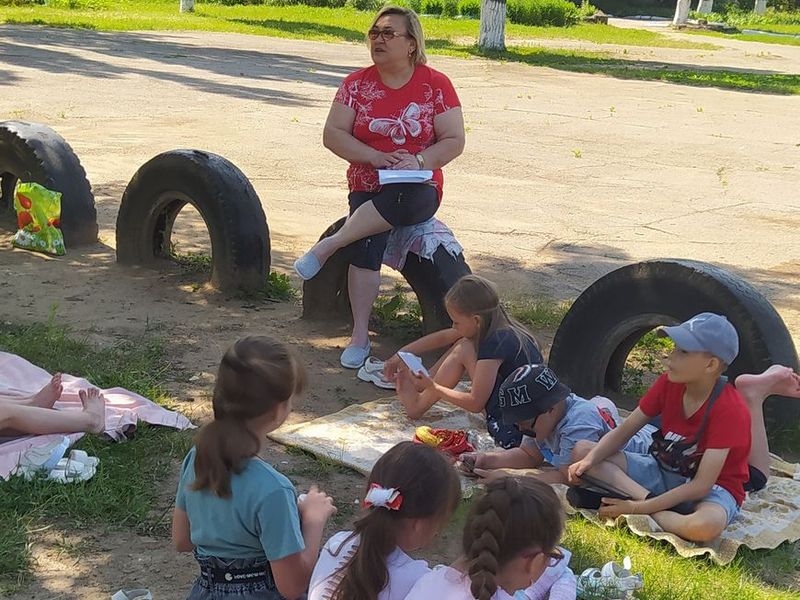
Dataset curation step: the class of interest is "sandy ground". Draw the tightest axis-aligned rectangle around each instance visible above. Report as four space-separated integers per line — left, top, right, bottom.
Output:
1 22 799 598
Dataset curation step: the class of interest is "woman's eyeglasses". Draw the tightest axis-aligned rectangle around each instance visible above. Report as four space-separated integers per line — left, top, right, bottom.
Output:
367 28 409 42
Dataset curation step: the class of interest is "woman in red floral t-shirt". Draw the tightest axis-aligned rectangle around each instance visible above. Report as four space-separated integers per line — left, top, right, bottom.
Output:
294 6 465 369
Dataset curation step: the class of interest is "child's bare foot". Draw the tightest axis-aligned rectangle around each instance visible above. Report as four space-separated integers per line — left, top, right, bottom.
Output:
396 369 421 417
736 365 800 405
29 373 63 408
79 388 106 433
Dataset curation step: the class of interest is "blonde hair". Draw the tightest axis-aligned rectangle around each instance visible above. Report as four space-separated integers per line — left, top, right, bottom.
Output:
370 6 427 65
445 275 540 362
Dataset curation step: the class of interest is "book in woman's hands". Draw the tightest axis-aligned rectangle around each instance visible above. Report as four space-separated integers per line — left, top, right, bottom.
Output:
378 170 433 185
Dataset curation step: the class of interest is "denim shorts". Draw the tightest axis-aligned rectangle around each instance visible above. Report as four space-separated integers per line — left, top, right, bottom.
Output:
623 451 741 526
187 554 289 600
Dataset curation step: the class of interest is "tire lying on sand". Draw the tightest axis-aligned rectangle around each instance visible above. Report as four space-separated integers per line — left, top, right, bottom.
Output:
0 120 97 246
116 150 270 292
548 259 799 439
302 217 471 334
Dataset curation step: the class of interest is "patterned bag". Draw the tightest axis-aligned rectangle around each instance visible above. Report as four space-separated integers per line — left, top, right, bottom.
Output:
13 182 66 256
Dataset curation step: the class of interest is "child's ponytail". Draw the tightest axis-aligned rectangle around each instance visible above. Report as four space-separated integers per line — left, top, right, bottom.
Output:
464 478 564 600
445 275 540 362
328 442 461 600
192 336 306 497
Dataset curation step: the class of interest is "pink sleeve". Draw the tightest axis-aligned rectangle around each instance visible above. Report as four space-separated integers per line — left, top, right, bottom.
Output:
431 71 461 115
547 568 577 600
638 373 668 418
523 564 576 600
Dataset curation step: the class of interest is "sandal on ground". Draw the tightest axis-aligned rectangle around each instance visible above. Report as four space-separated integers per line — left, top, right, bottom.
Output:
357 357 396 389
341 341 371 369
577 556 643 599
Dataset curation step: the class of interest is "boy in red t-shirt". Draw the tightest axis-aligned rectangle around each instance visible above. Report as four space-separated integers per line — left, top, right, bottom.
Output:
568 313 752 543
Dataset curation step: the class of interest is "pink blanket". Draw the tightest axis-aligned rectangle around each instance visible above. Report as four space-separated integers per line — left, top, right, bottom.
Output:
0 351 195 479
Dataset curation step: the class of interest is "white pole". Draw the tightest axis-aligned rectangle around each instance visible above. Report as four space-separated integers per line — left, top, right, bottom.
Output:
673 0 691 25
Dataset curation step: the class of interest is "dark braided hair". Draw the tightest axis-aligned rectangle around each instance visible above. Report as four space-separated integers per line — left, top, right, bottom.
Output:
444 275 540 364
463 478 564 600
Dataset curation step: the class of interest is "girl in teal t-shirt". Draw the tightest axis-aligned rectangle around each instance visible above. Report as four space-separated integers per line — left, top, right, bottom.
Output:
172 336 337 599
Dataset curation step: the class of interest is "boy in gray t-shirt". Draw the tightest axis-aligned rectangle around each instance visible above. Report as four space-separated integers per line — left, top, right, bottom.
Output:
462 364 654 485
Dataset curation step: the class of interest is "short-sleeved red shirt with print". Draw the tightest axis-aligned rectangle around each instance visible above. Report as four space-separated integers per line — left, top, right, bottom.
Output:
639 373 751 505
333 64 461 200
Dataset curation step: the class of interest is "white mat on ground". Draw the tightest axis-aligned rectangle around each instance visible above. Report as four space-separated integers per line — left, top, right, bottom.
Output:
0 351 195 480
269 397 494 476
269 397 800 565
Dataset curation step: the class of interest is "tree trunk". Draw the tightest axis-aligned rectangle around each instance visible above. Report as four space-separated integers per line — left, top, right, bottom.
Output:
179 0 194 13
753 0 767 14
672 0 691 25
478 0 507 52
696 0 713 14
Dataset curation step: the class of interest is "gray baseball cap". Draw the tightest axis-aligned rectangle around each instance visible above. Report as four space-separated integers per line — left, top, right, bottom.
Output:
499 364 571 425
658 312 739 365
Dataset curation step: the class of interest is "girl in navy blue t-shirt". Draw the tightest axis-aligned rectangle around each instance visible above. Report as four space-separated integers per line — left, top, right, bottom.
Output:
384 275 542 448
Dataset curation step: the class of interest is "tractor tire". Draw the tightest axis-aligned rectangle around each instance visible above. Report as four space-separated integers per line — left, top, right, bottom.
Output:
0 121 97 246
116 149 269 292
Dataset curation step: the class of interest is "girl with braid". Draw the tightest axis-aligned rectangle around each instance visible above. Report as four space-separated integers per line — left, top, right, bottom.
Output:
308 441 461 600
405 478 573 600
172 336 337 600
383 275 544 449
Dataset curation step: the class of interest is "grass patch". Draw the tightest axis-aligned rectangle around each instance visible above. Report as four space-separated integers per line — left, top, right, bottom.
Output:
686 28 800 47
169 247 297 301
0 318 192 593
370 283 423 343
621 329 673 397
0 0 715 47
0 2 794 93
171 248 214 273
507 297 571 331
284 445 354 477
564 516 800 599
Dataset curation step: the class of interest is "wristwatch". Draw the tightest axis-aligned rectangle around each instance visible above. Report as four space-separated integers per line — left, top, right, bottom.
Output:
415 153 425 169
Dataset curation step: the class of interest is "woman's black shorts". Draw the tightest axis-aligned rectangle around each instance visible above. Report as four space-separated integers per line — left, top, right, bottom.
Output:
346 183 439 271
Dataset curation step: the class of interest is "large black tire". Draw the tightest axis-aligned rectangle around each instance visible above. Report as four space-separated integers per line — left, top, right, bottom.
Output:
301 217 351 321
302 218 471 334
0 121 97 246
548 259 799 437
402 246 472 334
116 150 270 292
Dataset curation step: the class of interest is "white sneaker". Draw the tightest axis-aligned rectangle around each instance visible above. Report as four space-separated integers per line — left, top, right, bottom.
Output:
357 357 396 390
577 557 643 599
111 590 152 600
340 342 371 369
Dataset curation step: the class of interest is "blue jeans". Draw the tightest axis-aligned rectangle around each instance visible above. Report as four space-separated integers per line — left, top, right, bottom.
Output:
624 451 741 526
187 554 289 600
